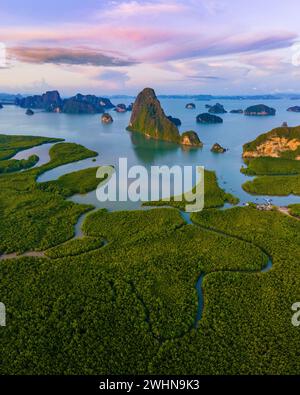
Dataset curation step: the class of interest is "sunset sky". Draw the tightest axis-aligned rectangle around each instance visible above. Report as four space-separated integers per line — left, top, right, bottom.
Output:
1 0 300 96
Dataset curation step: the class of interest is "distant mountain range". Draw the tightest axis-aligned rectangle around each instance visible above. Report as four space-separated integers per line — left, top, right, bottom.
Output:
110 93 300 100
2 91 300 108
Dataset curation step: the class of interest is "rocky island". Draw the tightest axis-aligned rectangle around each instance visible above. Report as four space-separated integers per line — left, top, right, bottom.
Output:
101 113 113 124
15 91 115 114
287 106 300 112
243 125 300 159
26 109 34 116
230 109 244 114
242 126 300 195
196 113 223 124
185 103 196 109
167 116 182 126
208 103 227 114
211 143 226 153
127 88 201 146
114 104 127 113
180 131 203 147
16 90 62 111
244 104 276 116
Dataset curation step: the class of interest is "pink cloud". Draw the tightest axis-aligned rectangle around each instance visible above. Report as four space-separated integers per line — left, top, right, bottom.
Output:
102 1 186 18
0 22 297 67
0 24 176 45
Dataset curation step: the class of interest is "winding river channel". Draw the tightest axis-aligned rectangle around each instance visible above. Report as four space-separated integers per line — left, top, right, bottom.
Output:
178 211 273 328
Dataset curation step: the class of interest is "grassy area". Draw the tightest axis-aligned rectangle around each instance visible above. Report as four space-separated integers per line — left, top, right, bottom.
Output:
143 170 239 211
243 174 300 196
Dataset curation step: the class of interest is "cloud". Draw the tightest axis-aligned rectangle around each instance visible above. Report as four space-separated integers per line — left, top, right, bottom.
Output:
187 75 224 80
103 0 186 18
89 69 131 91
7 47 137 67
96 69 130 82
144 31 297 62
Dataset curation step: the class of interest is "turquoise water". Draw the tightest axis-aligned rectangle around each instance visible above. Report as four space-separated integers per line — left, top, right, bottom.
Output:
1 99 300 210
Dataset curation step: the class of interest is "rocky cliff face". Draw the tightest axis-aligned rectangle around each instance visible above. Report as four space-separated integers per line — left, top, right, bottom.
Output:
243 126 300 160
128 88 181 143
128 88 202 146
243 137 300 159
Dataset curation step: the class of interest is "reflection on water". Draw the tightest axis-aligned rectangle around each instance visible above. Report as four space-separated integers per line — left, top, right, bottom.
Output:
1 98 300 211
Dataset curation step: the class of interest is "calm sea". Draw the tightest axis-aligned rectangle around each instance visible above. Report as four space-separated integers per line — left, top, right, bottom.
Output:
1 98 300 210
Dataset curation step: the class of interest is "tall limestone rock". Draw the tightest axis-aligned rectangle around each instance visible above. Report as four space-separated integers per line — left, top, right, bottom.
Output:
127 88 181 143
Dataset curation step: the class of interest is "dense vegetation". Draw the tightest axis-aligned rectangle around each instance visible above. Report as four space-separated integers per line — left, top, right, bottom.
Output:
35 142 98 175
241 157 300 176
241 126 300 194
0 206 270 374
149 206 300 375
143 169 239 210
1 134 300 375
0 134 62 161
0 154 39 174
45 237 105 259
288 204 300 218
38 167 101 197
243 174 300 195
0 140 98 254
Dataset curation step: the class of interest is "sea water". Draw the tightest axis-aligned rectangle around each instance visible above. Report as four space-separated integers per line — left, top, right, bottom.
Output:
1 98 300 211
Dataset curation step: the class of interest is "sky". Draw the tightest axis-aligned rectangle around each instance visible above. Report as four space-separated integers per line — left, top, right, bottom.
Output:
1 0 300 96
